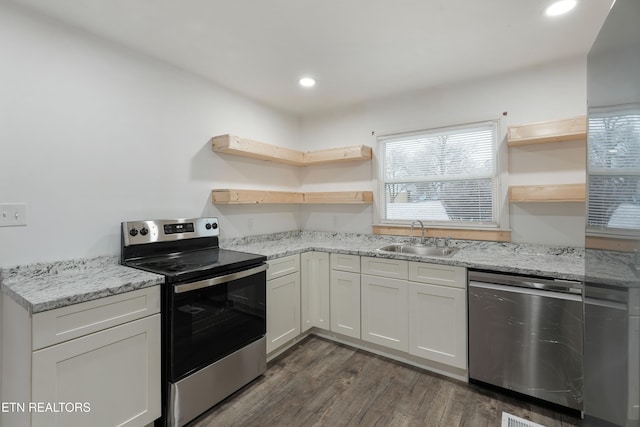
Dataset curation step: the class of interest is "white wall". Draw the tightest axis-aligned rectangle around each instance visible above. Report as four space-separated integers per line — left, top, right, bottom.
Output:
300 57 588 246
0 2 301 266
0 2 591 269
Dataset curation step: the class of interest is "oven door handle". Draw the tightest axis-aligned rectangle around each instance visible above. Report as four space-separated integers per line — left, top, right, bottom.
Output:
173 263 268 294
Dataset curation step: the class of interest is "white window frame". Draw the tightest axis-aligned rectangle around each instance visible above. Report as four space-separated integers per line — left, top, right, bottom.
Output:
376 119 506 229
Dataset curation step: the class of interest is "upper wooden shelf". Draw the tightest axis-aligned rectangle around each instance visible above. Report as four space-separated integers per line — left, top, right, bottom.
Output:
211 134 372 166
212 189 373 205
303 191 374 204
509 184 585 203
507 116 587 146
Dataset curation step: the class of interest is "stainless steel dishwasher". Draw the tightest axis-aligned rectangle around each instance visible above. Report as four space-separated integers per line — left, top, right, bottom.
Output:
468 270 584 411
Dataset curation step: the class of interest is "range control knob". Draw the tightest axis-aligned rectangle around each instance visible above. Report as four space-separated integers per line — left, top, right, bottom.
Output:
211 222 218 229
205 223 212 230
140 227 149 236
129 228 139 237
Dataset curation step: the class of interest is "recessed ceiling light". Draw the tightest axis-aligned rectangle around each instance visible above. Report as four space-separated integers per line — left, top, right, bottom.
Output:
545 0 577 16
299 77 316 88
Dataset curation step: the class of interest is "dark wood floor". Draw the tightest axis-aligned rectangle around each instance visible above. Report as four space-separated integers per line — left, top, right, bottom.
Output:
192 336 582 427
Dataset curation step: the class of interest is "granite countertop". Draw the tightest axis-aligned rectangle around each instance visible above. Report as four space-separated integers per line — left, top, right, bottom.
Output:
221 231 586 281
0 256 164 313
1 230 589 314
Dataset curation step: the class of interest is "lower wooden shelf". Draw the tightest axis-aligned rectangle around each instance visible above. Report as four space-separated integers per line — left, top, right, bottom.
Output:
508 184 585 202
212 189 373 204
212 189 303 204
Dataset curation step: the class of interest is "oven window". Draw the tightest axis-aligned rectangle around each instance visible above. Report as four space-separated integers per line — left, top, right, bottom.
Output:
170 271 266 380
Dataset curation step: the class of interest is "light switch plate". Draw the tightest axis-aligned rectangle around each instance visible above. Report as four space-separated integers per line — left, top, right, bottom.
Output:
0 203 27 227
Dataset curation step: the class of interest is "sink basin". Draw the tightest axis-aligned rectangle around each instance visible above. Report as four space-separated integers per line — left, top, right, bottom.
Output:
376 244 458 257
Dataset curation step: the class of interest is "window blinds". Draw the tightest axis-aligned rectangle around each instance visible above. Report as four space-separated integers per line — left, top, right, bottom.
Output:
380 121 497 225
587 107 640 232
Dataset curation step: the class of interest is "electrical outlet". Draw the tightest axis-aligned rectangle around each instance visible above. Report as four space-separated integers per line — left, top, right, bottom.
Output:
0 203 27 227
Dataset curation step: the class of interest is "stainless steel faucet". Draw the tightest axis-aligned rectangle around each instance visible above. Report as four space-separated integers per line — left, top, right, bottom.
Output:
409 220 426 246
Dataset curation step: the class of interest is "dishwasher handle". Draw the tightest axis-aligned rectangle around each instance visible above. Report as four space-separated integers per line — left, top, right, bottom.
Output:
469 281 583 302
469 270 583 295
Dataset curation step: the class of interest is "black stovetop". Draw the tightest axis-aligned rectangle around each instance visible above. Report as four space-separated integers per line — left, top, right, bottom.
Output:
125 247 266 282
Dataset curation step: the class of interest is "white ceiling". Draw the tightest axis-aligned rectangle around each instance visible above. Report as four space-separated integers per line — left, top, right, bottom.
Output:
10 0 614 116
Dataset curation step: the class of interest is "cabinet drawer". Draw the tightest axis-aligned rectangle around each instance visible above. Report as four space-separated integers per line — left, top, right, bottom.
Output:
409 262 466 289
32 286 160 350
361 256 408 280
267 254 300 280
330 253 360 273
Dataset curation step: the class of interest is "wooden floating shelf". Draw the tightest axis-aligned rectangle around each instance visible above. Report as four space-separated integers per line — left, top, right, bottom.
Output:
212 189 373 205
509 184 585 203
507 116 587 146
302 146 372 166
211 135 304 165
303 191 373 204
212 189 304 204
211 134 372 166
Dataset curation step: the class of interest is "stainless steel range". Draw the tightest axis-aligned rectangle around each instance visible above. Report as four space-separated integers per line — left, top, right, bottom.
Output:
121 217 267 427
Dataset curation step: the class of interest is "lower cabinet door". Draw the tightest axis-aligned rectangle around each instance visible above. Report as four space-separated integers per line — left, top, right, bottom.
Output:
408 282 467 369
361 274 408 352
330 270 361 339
301 252 330 332
267 273 301 353
31 314 161 427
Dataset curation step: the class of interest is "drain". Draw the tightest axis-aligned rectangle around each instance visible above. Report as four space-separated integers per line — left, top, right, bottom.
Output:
501 412 545 427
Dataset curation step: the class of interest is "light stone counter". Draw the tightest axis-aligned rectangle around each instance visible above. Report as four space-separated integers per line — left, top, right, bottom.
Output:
0 255 164 313
221 231 585 282
1 230 589 314
585 248 640 288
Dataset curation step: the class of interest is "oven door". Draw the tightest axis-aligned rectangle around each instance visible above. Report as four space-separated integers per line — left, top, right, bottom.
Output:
169 263 267 381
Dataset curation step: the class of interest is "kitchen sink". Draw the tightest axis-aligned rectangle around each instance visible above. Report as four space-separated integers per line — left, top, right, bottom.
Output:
376 244 458 257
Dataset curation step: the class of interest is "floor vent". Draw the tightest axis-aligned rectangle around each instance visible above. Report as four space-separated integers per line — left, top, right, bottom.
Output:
501 412 545 427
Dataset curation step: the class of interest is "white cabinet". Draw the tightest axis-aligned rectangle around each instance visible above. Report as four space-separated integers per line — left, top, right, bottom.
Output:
408 262 466 288
266 254 300 354
330 270 361 339
360 256 408 352
408 262 467 370
267 254 300 280
31 315 160 427
1 286 161 427
330 253 361 273
330 254 361 339
361 274 408 352
361 256 407 279
301 252 330 332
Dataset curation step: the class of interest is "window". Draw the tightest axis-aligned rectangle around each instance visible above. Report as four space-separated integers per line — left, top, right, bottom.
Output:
379 120 498 227
587 104 640 234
